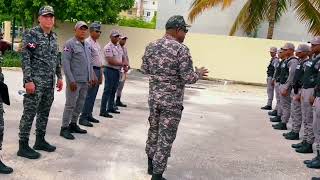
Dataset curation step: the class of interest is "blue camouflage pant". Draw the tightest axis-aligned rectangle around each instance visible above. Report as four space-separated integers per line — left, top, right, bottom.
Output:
19 86 54 141
146 105 183 174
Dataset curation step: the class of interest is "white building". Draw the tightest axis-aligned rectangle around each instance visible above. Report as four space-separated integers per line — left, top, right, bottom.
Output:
142 0 158 22
156 0 313 41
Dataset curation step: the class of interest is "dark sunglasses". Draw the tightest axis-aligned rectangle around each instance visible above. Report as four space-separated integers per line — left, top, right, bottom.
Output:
179 27 188 33
95 30 101 33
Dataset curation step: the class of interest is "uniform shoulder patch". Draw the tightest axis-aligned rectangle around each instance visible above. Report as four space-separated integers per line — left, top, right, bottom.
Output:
27 43 36 49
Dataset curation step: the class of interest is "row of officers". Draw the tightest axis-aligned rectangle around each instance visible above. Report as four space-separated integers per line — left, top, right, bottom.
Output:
0 6 130 174
261 36 320 180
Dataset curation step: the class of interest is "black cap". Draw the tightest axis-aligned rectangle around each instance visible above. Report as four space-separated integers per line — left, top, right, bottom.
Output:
89 22 102 32
38 5 54 16
165 15 191 30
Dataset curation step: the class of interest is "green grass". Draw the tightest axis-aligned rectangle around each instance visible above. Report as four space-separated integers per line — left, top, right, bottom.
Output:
2 51 22 67
118 17 156 29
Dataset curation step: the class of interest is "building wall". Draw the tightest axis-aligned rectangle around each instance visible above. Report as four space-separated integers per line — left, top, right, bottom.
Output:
55 22 301 84
142 0 158 22
156 0 313 42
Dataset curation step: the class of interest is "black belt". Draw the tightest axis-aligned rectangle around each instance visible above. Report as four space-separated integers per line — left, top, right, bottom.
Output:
93 66 101 70
105 66 120 71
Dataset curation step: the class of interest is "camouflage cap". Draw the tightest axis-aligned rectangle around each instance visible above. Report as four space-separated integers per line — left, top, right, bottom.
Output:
282 43 295 50
89 22 101 32
38 5 54 16
165 15 191 30
75 21 88 30
269 47 277 53
295 44 311 53
110 29 120 37
308 36 320 45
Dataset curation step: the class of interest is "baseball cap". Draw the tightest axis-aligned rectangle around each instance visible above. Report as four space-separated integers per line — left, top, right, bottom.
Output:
89 22 101 32
308 36 320 45
277 49 283 54
282 43 295 50
120 35 128 39
38 5 54 16
110 29 120 37
75 21 88 30
165 15 191 30
295 44 311 53
269 47 277 53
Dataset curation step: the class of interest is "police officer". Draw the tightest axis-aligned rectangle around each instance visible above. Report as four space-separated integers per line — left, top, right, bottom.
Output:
273 43 299 130
18 6 63 159
283 44 311 141
270 49 284 122
0 60 13 173
304 36 320 168
100 30 124 117
262 47 278 111
79 22 104 127
115 35 130 107
141 15 208 180
60 21 95 140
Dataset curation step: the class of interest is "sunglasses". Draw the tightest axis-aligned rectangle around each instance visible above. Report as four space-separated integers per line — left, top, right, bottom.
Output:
95 30 101 33
179 27 188 33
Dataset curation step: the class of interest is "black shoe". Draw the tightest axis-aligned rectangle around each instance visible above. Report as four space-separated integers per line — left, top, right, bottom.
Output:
151 174 167 180
17 140 41 159
273 122 287 130
33 135 56 152
0 160 13 174
261 105 272 110
283 132 290 137
285 131 299 140
304 150 320 164
312 177 320 180
108 109 120 114
307 158 320 169
270 116 281 122
114 106 119 111
99 112 113 118
296 142 313 153
268 110 277 116
79 118 93 127
148 157 153 175
292 140 306 149
88 116 99 123
69 123 87 134
116 97 127 107
60 127 75 140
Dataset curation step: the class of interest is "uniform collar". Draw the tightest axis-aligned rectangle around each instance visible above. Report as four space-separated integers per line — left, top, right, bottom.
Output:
36 26 53 37
164 34 178 42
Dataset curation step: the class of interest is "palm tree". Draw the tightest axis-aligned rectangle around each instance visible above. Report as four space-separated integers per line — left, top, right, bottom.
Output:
188 0 320 39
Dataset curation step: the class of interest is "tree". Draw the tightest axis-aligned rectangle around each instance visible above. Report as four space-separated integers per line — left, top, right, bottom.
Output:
188 0 320 39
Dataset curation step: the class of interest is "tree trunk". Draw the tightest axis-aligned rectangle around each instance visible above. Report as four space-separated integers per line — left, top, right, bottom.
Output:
267 0 278 39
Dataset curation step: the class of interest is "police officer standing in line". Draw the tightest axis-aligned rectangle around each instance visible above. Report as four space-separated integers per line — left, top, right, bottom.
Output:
262 47 278 111
60 21 96 140
100 30 125 117
273 43 299 130
0 60 13 173
141 15 208 180
79 22 104 127
18 6 63 159
304 36 320 169
270 49 284 123
283 44 311 141
115 35 130 108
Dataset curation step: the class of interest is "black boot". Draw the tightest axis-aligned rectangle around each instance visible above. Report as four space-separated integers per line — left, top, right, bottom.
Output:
261 105 272 110
284 131 299 140
304 150 320 164
33 135 56 152
69 123 87 134
270 116 281 122
17 140 41 159
99 112 113 118
116 97 127 107
79 118 93 127
88 116 99 123
151 174 167 180
60 127 75 140
273 122 287 130
268 110 277 116
296 142 313 153
0 159 13 174
148 157 153 175
292 140 306 148
312 177 320 180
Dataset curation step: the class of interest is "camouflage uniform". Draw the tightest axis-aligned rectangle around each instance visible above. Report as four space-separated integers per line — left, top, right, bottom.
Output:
0 71 4 150
142 34 200 174
19 26 62 141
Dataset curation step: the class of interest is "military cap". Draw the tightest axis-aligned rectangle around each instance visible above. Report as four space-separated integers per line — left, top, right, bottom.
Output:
89 22 101 32
269 47 277 53
295 44 311 53
308 36 320 45
110 29 120 37
38 5 54 16
282 43 295 50
165 15 191 30
75 21 88 30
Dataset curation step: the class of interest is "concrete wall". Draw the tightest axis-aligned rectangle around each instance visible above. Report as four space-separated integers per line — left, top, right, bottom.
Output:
55 22 301 85
156 0 312 42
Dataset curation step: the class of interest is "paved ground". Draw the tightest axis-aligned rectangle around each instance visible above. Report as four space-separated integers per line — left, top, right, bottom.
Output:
0 69 319 180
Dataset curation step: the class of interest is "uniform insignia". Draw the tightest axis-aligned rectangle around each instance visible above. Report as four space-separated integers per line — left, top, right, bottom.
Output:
27 43 36 49
296 65 300 69
64 47 71 52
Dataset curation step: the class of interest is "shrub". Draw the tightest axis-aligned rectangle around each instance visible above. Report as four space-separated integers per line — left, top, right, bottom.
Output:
1 50 22 67
118 17 156 29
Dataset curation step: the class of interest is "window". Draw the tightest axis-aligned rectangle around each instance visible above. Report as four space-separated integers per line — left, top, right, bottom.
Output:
146 12 151 17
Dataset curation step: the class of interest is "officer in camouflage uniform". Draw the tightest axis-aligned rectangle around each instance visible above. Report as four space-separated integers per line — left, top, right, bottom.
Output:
283 44 310 141
141 15 208 180
262 47 278 111
0 57 13 174
17 6 63 159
